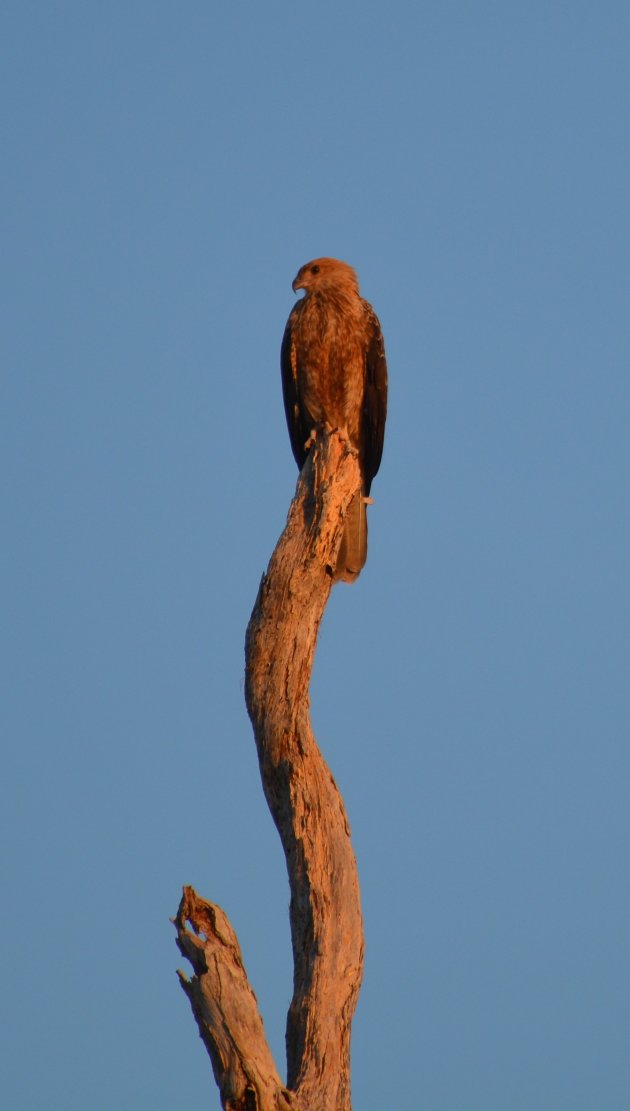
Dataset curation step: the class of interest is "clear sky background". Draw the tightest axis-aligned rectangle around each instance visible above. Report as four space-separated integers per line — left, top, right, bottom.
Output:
2 3 629 1110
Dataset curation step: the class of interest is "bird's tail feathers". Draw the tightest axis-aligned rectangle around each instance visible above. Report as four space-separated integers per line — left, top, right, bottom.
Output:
335 487 368 583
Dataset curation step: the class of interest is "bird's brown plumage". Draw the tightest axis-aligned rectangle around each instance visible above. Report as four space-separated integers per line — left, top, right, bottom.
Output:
281 257 388 582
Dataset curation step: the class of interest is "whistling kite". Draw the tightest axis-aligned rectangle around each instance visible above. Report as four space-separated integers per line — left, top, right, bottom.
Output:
281 258 388 582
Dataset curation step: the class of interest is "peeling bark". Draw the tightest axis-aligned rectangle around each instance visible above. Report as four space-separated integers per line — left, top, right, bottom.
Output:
176 431 365 1111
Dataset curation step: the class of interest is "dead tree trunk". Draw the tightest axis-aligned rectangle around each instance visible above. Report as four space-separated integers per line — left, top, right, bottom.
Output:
175 430 365 1111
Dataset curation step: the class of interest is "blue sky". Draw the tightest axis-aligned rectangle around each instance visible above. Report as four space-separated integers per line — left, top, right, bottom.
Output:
2 3 629 1109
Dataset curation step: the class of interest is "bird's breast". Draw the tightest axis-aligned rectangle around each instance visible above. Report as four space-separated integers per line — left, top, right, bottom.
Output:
295 296 366 444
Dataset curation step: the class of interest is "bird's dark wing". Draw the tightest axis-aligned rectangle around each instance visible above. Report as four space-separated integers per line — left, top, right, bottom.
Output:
280 305 311 470
361 304 388 493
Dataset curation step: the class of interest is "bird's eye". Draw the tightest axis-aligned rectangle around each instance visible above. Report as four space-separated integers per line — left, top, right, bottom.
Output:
311 265 320 274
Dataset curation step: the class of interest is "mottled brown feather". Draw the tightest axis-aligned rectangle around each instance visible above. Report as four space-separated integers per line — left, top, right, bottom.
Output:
280 257 388 580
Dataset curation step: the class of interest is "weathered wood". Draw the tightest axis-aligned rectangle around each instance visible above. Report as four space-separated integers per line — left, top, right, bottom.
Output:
175 887 290 1111
176 430 365 1111
245 431 365 1111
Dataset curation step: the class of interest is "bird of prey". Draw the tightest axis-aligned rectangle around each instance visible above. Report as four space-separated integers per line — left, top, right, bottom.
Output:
281 257 388 582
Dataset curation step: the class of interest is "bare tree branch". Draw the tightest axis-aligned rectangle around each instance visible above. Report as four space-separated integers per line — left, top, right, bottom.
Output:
176 430 365 1111
175 887 290 1111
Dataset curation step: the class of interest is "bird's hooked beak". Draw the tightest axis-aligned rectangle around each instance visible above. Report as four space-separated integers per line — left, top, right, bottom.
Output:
292 273 304 294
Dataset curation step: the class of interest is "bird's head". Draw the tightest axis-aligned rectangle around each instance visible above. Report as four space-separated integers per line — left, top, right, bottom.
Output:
292 257 360 297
